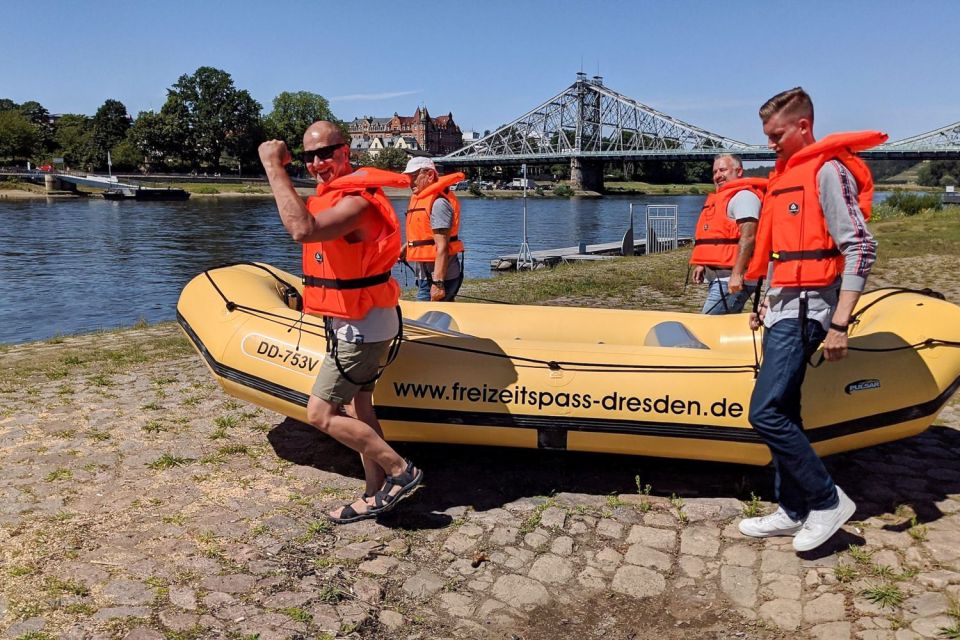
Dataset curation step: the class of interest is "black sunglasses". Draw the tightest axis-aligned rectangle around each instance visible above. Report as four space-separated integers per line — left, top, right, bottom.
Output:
301 143 345 164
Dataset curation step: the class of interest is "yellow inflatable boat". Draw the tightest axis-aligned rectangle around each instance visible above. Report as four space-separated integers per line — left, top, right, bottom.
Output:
177 263 960 465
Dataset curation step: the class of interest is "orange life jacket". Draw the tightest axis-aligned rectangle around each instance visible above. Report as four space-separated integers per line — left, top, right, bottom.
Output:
690 177 767 268
745 131 887 287
301 167 409 319
405 172 466 262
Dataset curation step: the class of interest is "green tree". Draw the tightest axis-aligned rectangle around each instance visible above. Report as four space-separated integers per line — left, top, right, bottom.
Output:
684 161 712 183
129 110 185 170
263 91 338 152
110 138 143 171
223 93 264 174
0 110 38 163
917 160 960 187
368 147 407 171
18 100 55 154
91 99 131 168
162 66 263 170
53 114 97 170
0 98 19 112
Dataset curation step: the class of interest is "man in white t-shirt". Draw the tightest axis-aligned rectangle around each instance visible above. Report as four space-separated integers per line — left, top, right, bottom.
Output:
401 157 464 302
690 154 761 314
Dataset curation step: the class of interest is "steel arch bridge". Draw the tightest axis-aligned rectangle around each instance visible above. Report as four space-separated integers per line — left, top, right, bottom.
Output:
435 74 960 190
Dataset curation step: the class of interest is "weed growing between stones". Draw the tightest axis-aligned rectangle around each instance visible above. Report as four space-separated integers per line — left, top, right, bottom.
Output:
87 429 111 442
848 544 874 565
519 498 556 534
147 453 194 470
299 520 332 542
288 493 312 507
44 468 72 482
7 565 35 577
214 414 240 429
872 564 897 580
88 373 113 387
939 596 960 639
317 584 345 604
834 564 857 583
670 493 687 526
606 494 627 508
142 419 166 433
907 515 928 542
280 607 313 623
741 492 762 518
218 443 250 456
634 476 653 512
862 583 905 609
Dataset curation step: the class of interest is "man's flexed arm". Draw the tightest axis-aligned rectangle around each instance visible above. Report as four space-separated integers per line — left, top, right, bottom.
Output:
259 140 366 243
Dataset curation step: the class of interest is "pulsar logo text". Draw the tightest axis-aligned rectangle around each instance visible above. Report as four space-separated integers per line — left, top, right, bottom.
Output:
845 379 880 394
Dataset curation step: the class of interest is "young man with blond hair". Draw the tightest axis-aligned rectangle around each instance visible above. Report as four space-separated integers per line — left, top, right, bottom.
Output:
737 88 881 552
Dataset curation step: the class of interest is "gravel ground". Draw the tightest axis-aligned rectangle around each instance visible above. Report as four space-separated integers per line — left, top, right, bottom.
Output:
1 259 959 640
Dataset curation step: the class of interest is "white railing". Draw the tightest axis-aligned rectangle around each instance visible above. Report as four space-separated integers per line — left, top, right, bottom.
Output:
644 205 679 254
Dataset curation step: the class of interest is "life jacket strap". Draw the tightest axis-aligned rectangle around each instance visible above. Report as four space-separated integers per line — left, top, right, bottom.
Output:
302 271 392 290
770 248 842 261
694 238 739 246
407 235 459 247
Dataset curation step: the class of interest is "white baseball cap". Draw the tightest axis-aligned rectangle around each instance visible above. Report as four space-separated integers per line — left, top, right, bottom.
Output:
402 156 436 174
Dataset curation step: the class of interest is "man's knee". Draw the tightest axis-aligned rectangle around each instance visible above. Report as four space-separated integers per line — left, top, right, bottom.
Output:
748 401 772 429
306 396 338 432
748 383 784 430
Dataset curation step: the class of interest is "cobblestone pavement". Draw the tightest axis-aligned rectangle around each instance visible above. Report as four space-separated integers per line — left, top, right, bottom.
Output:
1 325 959 640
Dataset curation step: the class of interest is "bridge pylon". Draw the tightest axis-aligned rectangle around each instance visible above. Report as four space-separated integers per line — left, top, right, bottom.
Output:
570 157 603 192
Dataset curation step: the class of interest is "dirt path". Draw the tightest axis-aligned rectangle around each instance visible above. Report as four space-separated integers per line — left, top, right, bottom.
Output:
2 301 959 639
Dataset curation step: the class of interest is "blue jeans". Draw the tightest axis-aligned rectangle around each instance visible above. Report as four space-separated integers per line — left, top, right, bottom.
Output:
702 278 756 315
415 275 462 302
749 318 837 521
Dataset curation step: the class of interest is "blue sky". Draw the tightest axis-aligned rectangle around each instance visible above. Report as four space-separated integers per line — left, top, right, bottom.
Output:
2 0 957 145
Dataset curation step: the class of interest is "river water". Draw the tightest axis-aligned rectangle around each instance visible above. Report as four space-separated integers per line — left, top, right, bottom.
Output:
0 192 882 344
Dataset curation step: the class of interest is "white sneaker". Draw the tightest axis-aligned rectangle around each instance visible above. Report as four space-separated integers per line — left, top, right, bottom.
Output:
792 486 856 552
738 506 804 538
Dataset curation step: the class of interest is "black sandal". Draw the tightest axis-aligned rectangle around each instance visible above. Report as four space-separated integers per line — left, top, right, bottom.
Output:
372 460 423 514
326 493 378 525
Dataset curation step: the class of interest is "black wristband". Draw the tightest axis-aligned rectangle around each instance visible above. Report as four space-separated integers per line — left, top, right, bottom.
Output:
829 322 848 333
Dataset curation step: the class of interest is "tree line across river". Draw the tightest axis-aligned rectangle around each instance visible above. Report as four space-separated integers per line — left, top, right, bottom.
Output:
0 66 344 176
2 65 954 186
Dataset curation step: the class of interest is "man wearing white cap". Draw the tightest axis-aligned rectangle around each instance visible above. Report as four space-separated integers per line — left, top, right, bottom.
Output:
401 156 465 302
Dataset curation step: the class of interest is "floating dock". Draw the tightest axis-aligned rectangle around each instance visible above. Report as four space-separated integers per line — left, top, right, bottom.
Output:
490 236 692 271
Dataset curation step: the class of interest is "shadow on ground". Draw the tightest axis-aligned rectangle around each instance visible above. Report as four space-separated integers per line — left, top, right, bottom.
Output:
268 418 960 532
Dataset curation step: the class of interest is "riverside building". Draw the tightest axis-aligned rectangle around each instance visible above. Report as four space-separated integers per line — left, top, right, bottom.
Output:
348 106 463 158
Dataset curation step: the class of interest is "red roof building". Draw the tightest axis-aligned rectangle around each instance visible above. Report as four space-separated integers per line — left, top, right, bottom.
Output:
349 106 463 157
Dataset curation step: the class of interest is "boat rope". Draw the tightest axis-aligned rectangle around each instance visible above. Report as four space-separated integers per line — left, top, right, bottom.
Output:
198 264 958 376
849 286 946 325
750 280 764 378
203 262 403 384
807 287 960 367
324 307 404 386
